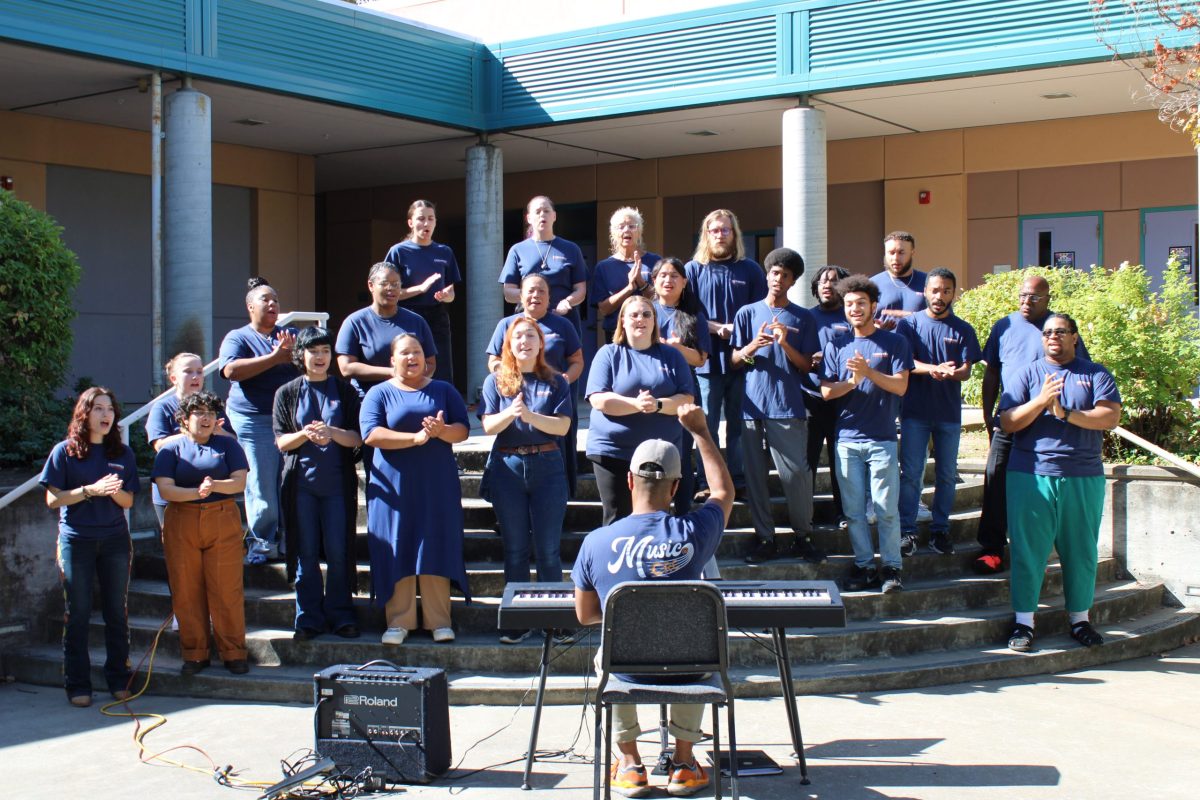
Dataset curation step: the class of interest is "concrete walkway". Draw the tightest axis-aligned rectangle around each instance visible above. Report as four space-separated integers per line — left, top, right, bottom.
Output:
4 642 1197 799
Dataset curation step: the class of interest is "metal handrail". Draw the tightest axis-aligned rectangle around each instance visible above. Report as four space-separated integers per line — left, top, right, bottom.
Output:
1111 425 1200 482
0 310 329 513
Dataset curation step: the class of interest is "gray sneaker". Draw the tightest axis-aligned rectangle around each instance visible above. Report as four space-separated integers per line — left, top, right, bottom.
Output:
929 531 956 555
899 533 917 558
880 567 903 593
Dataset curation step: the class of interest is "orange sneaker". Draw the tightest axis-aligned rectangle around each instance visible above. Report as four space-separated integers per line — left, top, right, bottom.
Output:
610 761 650 798
667 760 710 796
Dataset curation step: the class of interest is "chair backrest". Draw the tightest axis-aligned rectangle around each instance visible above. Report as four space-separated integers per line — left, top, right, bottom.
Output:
599 580 728 676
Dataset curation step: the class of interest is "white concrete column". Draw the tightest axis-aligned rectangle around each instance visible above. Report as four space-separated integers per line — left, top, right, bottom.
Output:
782 104 827 308
465 140 504 402
163 85 213 360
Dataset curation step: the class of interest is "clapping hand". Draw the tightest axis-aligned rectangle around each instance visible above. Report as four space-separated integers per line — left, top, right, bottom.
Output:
627 253 644 290
1037 372 1065 412
87 473 123 497
847 350 870 383
554 297 573 316
418 272 442 293
930 361 956 381
510 391 532 423
304 420 332 446
422 410 447 439
274 329 296 356
197 476 214 500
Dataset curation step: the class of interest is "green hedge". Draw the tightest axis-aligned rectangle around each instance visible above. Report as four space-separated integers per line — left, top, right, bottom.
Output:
955 262 1200 459
0 190 82 466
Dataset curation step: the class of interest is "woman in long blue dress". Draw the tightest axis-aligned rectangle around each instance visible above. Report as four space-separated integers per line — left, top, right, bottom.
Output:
360 333 470 646
479 318 572 644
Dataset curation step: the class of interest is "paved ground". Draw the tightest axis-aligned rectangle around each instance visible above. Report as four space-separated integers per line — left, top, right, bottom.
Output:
4 641 1197 799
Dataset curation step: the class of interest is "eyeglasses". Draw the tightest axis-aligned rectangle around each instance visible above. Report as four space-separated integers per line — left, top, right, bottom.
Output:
707 227 732 236
1018 293 1045 302
1042 329 1073 338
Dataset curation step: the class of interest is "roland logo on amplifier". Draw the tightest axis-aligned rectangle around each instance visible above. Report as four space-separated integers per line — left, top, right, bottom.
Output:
343 693 399 708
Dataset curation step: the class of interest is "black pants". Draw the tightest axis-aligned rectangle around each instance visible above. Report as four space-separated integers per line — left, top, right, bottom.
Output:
589 454 632 527
976 428 1013 555
804 394 841 522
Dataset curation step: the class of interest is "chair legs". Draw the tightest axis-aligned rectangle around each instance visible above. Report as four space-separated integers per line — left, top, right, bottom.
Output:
726 701 740 800
593 700 605 800
604 704 614 800
711 703 722 800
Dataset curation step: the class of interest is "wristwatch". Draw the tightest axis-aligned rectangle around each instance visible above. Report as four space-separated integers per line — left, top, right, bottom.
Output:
655 399 663 413
1063 408 1072 424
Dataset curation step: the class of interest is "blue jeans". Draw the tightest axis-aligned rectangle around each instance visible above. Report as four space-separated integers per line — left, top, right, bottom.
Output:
899 417 961 535
57 532 131 697
835 439 901 569
225 407 279 548
695 370 745 488
490 449 568 584
294 488 356 632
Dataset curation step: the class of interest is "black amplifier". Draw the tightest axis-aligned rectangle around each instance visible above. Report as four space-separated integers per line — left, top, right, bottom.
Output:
313 662 451 784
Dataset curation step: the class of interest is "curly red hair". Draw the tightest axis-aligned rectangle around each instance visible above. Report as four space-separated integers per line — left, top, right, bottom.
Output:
65 387 124 460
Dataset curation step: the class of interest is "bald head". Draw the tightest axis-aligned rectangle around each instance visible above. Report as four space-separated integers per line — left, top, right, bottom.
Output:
1018 273 1051 321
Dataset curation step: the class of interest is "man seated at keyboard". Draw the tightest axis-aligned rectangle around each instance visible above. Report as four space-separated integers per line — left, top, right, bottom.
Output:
572 404 734 797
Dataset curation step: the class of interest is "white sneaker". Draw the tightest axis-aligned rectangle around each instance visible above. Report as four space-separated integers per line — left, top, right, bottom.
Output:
866 510 877 526
916 502 933 522
381 627 408 645
432 627 455 643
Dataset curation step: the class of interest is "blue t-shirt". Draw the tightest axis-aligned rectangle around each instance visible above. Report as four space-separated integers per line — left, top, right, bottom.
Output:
982 310 1090 402
821 328 913 442
218 324 300 416
654 302 712 358
999 357 1121 477
40 442 140 539
571 503 724 605
683 258 768 375
499 237 588 310
732 300 819 420
590 253 660 333
294 376 346 496
585 343 696 460
871 269 928 314
486 313 582 376
897 311 982 424
384 239 462 309
805 305 853 397
151 435 250 504
335 306 438 396
478 372 572 449
144 393 235 506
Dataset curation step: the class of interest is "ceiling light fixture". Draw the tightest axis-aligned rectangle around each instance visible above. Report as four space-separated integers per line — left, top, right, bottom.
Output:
687 129 719 136
233 117 269 126
1040 92 1075 100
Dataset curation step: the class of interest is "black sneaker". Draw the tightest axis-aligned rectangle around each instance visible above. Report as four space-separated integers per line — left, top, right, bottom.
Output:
899 534 917 558
744 540 779 564
843 563 879 591
789 536 827 564
499 629 533 645
880 566 903 593
929 531 955 555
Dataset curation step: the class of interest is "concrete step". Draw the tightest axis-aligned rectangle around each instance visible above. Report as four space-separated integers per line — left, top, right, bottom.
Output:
15 588 1194 706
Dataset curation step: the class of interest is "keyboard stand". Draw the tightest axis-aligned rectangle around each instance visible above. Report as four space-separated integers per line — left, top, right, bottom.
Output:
519 626 813 788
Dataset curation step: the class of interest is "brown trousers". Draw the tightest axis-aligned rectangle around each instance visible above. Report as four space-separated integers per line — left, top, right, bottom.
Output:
162 499 247 661
384 575 452 631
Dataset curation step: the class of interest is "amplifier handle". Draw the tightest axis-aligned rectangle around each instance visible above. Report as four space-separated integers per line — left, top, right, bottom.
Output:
352 659 407 672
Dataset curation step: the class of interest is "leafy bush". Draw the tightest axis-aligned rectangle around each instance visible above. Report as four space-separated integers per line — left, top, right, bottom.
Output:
0 190 82 465
955 262 1200 460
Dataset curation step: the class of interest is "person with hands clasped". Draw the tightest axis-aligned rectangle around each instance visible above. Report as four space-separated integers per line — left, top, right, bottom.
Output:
273 327 363 642
152 391 251 676
219 277 299 563
997 313 1121 653
480 318 573 644
820 275 912 593
592 207 661 344
360 334 470 646
41 387 140 707
732 248 826 565
586 295 695 526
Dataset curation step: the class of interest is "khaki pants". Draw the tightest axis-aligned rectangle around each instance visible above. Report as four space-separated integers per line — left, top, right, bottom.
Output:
384 575 452 630
594 651 705 744
162 500 246 661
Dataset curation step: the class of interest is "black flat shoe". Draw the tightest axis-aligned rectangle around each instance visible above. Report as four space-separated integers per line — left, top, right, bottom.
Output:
1070 621 1104 647
224 659 250 675
293 627 322 641
181 659 210 676
1007 623 1035 652
334 624 361 639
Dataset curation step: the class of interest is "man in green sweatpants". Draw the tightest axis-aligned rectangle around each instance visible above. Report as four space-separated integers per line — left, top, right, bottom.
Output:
997 312 1121 652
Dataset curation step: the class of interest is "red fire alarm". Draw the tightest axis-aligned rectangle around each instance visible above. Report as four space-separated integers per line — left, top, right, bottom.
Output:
918 190 931 205
0 176 13 192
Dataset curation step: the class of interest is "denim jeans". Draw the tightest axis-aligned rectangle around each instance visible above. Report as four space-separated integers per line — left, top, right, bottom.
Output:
57 532 132 697
225 407 279 548
294 488 356 632
695 370 745 488
835 439 901 569
491 449 568 583
898 417 961 534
